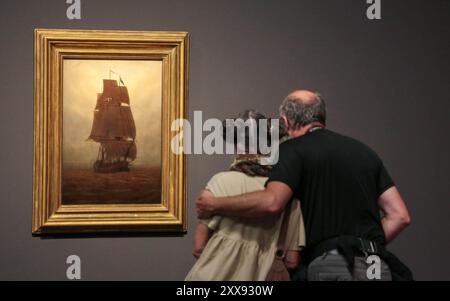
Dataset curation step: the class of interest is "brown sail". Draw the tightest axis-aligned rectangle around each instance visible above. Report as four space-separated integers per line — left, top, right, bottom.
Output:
88 77 137 173
118 86 130 105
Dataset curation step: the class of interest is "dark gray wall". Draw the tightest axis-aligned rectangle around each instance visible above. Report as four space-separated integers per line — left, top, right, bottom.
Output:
0 0 449 280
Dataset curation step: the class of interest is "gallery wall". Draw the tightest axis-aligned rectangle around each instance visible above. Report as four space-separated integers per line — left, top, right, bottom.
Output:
0 0 449 280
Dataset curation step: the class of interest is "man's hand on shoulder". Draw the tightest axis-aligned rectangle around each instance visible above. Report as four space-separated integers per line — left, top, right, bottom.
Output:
196 189 216 219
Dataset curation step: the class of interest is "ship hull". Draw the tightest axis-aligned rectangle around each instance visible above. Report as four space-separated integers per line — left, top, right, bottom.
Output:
93 160 130 173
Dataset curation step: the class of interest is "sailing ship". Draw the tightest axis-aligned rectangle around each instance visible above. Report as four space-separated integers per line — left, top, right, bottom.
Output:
88 73 137 173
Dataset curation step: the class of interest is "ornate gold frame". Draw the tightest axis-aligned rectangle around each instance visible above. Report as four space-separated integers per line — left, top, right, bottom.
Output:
33 29 188 234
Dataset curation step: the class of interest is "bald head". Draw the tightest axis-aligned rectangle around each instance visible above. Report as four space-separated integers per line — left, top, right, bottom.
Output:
279 90 326 130
286 90 319 105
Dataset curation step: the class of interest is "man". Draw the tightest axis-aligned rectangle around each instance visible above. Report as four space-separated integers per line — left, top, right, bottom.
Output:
196 90 412 281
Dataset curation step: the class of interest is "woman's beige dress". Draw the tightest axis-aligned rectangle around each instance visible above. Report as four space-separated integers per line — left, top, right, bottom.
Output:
185 171 306 281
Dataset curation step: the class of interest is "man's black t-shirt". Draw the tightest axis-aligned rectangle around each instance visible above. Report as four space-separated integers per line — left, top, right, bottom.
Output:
267 129 394 246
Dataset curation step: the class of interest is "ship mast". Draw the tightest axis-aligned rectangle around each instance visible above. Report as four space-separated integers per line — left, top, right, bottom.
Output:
109 70 125 87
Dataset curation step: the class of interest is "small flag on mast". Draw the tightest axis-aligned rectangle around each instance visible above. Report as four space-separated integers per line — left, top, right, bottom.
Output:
109 69 118 80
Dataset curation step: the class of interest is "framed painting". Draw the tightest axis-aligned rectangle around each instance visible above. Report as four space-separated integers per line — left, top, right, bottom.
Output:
32 29 188 234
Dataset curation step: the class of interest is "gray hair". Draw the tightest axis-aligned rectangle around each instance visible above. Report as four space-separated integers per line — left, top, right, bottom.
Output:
279 92 326 129
222 109 275 155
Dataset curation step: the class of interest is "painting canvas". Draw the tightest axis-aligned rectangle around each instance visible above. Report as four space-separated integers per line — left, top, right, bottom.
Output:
33 29 188 234
62 60 162 205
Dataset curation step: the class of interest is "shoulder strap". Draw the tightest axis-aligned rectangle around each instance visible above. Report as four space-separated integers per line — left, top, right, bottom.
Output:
276 200 293 256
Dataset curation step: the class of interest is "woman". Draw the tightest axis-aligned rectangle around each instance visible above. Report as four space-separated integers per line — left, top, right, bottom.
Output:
185 110 305 281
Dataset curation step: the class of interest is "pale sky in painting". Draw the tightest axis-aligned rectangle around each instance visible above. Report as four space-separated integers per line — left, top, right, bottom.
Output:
63 59 162 168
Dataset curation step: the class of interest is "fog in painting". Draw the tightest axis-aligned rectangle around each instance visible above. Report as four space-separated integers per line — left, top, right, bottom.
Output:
62 59 162 204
